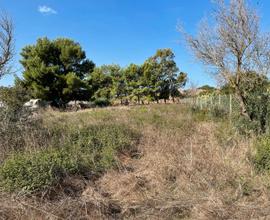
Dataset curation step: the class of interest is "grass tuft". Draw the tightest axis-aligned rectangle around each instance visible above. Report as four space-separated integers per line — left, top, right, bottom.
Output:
0 123 139 192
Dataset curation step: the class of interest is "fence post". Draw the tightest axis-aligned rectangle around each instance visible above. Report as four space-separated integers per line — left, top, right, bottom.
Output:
229 94 232 117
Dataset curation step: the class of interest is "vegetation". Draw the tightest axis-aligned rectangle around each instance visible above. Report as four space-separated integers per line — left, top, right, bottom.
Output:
0 123 138 192
0 14 14 78
254 136 270 172
18 44 187 106
198 85 217 95
0 77 31 110
20 38 95 106
3 0 270 219
141 49 187 103
236 72 270 133
181 0 270 124
1 104 270 219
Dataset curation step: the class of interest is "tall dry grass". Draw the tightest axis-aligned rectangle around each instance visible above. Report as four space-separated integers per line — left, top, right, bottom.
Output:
1 104 270 219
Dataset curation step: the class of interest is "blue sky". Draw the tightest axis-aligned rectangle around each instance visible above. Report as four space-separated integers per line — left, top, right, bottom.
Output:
1 0 270 87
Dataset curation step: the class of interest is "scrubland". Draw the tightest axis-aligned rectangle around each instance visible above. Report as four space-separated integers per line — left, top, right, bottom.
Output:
1 104 270 219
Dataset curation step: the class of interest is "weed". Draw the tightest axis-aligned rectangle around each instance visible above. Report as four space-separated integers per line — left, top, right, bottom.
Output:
254 135 270 172
0 123 139 192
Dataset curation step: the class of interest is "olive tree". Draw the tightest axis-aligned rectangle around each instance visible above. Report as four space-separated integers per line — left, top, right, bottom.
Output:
180 0 270 120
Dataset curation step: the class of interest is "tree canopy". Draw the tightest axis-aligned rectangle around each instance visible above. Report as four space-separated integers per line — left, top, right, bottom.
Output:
142 49 187 103
20 38 95 105
19 41 187 106
181 0 270 120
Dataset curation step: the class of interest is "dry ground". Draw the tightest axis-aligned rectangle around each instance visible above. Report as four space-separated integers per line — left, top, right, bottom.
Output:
1 104 270 219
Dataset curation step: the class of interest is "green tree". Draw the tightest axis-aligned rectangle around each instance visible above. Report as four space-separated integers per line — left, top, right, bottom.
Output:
87 66 113 105
142 49 185 103
20 38 95 105
198 84 216 95
109 65 127 104
124 64 144 104
238 72 270 133
0 77 31 110
171 72 188 101
96 64 126 103
155 49 178 102
220 83 234 95
63 73 91 102
142 60 162 103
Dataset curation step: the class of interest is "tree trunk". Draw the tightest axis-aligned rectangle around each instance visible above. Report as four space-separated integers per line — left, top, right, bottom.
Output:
138 96 140 105
234 86 251 121
234 68 252 121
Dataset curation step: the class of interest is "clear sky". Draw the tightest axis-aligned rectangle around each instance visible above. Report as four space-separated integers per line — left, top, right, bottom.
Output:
1 0 270 87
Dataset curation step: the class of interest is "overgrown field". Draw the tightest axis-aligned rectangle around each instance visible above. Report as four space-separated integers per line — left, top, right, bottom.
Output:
1 104 270 219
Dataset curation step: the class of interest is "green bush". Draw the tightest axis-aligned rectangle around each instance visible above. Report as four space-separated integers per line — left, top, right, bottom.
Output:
0 123 139 192
0 148 79 192
191 106 210 122
0 77 31 111
236 72 270 134
0 107 50 163
214 122 238 149
234 116 261 136
94 97 110 107
253 136 270 172
210 105 229 119
69 124 139 169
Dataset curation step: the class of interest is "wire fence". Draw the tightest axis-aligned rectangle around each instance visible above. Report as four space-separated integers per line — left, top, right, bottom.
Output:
181 94 240 116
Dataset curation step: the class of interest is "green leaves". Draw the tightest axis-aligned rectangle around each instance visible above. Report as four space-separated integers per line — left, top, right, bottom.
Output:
0 77 31 110
20 41 187 106
20 37 95 105
0 123 138 192
142 49 187 102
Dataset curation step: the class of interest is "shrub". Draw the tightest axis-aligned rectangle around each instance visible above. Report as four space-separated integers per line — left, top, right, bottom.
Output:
234 116 261 136
0 123 139 192
0 77 31 111
0 148 79 192
253 135 270 172
215 121 238 149
236 72 270 134
0 107 50 163
190 106 210 122
94 97 110 107
68 124 139 170
210 105 229 119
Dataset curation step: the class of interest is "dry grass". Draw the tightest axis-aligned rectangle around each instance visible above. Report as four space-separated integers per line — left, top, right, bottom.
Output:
1 104 270 219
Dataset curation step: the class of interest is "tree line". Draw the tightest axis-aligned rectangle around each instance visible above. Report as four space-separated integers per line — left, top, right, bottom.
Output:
2 0 269 134
11 38 187 107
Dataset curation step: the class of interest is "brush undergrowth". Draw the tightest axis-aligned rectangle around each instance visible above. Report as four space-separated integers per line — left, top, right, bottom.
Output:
2 104 270 219
253 135 270 172
0 121 139 192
